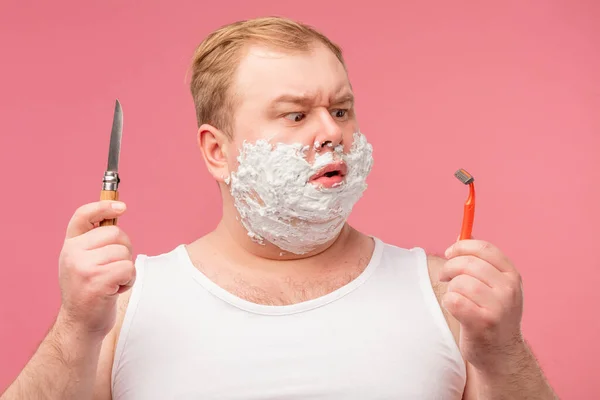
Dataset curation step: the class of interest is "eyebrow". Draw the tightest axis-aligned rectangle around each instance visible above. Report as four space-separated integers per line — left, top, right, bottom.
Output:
269 90 355 108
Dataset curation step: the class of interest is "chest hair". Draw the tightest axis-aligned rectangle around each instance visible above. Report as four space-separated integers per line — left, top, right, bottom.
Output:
201 256 370 306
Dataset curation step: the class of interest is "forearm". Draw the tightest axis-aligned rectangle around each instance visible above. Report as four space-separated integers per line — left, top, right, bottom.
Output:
472 340 558 400
1 313 103 400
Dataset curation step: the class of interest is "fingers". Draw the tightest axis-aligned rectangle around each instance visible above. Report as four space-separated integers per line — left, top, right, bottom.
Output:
94 260 137 296
442 291 485 331
106 260 137 295
66 201 127 239
73 225 133 252
446 274 493 309
440 255 504 288
87 244 132 266
445 239 514 273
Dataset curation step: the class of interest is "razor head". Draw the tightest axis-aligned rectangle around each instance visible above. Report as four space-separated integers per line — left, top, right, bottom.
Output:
454 168 474 185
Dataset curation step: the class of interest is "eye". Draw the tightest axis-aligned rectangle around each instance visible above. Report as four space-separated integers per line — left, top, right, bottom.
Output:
332 109 349 120
284 112 306 122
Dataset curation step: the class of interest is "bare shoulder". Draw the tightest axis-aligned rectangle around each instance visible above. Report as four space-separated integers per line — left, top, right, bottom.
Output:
425 254 447 302
425 253 461 347
92 289 133 400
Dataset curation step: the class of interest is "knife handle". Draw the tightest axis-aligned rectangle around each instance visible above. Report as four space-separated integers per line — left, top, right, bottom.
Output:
100 190 119 226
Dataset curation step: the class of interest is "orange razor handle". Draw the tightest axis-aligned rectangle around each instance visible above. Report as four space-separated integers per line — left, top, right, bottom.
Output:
459 183 475 240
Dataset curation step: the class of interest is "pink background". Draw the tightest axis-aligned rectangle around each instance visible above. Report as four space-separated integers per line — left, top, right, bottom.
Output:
1 1 598 398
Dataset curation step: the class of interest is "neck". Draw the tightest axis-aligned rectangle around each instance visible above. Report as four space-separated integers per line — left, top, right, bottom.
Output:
191 219 373 306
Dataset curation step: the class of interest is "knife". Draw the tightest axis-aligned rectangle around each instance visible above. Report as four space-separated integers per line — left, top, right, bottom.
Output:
100 99 123 226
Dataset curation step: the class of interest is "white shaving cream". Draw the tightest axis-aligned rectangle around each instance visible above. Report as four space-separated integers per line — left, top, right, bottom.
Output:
228 132 374 255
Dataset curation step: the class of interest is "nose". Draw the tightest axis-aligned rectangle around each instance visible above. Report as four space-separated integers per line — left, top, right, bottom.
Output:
313 110 343 151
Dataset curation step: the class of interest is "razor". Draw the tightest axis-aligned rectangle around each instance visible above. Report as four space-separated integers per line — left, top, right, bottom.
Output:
454 168 475 240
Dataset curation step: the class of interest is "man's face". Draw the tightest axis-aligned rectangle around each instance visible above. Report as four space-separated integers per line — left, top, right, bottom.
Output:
227 42 358 169
214 42 372 255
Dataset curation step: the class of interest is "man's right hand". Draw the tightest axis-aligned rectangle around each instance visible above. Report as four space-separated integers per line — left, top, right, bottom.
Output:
57 200 135 340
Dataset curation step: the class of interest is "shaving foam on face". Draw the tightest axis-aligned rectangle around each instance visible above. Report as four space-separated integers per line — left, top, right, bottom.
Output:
228 132 374 255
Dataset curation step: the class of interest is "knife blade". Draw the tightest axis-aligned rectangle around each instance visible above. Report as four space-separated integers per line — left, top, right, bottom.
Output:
107 99 123 173
100 99 123 226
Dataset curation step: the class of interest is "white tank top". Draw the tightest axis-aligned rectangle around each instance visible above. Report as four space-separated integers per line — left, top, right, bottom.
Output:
111 237 466 399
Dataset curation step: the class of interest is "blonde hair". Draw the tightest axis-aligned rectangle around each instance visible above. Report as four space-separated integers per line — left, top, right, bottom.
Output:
188 16 346 137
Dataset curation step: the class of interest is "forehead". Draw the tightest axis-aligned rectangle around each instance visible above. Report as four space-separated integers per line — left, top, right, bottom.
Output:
232 43 351 107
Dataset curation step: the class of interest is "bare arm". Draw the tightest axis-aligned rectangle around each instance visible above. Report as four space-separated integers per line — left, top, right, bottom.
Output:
462 345 559 400
2 289 131 400
427 254 559 400
93 290 132 400
1 201 134 400
1 312 104 400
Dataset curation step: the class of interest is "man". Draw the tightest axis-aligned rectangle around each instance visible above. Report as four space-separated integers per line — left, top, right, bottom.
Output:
2 16 558 399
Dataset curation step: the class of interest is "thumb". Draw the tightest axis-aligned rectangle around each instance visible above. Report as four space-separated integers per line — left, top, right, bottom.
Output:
65 201 126 239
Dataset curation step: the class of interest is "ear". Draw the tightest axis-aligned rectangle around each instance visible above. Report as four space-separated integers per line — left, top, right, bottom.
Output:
197 124 231 183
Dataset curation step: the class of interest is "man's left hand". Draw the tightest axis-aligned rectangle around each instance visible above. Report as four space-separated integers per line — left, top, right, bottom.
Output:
440 239 525 373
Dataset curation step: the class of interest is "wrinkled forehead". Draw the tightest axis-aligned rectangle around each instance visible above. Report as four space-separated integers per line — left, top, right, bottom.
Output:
232 43 352 111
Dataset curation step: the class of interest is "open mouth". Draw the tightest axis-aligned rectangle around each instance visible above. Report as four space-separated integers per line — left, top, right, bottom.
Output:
309 162 348 187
